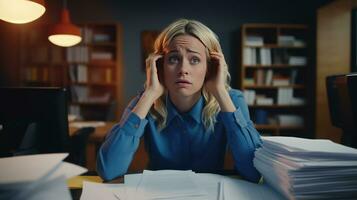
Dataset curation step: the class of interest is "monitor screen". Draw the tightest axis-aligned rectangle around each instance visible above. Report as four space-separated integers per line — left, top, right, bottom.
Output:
0 87 70 157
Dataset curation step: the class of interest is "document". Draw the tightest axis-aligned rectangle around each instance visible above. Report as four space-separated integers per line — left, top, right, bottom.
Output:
80 181 127 200
118 171 281 200
262 136 357 158
223 177 285 200
137 170 208 200
81 170 283 200
0 153 87 200
0 153 68 183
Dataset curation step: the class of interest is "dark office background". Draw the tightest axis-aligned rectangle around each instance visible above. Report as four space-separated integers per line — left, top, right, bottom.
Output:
0 0 331 104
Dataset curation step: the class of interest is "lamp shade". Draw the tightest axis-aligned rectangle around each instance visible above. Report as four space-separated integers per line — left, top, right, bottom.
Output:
48 8 81 47
0 0 45 24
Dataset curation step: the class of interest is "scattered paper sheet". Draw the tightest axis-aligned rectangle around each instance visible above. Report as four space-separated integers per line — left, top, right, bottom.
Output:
47 161 87 180
80 181 127 200
223 177 285 200
120 171 281 200
137 170 208 200
0 153 87 200
0 153 68 183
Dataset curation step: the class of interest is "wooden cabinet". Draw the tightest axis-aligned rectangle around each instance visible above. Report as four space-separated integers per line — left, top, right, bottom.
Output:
21 23 124 121
240 24 313 137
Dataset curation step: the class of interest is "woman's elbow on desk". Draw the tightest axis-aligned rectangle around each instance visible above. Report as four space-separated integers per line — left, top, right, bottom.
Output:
96 149 128 181
235 163 262 183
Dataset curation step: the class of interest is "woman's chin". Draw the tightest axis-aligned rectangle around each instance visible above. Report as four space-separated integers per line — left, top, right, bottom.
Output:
172 88 201 98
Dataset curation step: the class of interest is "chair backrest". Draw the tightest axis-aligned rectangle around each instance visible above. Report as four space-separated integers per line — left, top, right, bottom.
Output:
67 127 95 167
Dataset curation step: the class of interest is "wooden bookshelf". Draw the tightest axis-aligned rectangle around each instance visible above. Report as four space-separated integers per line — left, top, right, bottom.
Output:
243 85 305 89
240 24 313 137
21 22 124 121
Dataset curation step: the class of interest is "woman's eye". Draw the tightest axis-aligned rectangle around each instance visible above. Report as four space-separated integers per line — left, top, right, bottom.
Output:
168 56 179 64
191 57 200 65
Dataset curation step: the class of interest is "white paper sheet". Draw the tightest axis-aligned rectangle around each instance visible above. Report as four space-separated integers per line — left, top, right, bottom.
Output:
137 170 208 200
223 177 285 200
0 153 68 183
123 171 282 200
262 136 357 158
47 161 87 180
80 181 127 200
17 176 72 200
0 154 87 200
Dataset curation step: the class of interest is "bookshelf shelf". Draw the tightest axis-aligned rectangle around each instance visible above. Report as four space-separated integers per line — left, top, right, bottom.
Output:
86 42 116 47
241 23 313 137
244 64 306 68
249 104 306 109
88 61 116 66
243 85 305 89
71 102 112 106
244 44 306 49
70 82 116 86
21 22 124 121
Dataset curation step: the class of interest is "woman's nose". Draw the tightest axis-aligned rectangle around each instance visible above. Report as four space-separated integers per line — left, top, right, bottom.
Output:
178 59 189 75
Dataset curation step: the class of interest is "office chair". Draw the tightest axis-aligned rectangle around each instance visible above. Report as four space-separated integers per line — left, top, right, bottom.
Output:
67 127 95 167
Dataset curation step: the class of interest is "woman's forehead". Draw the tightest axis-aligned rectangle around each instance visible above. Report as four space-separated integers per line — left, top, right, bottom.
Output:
165 35 206 54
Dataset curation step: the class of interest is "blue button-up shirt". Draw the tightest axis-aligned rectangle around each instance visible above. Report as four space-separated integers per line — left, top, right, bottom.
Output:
97 89 262 182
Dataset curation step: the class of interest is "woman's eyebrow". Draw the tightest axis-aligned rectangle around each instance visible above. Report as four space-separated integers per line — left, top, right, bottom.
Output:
167 50 179 54
186 48 201 55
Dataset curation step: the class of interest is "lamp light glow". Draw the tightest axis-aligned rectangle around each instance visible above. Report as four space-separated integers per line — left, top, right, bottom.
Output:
48 8 81 47
0 0 45 24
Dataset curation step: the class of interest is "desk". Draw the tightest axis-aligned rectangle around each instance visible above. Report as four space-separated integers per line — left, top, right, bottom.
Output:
69 121 116 171
68 171 243 200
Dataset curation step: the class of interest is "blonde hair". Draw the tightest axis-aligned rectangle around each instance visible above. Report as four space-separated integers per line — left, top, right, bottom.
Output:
149 19 231 130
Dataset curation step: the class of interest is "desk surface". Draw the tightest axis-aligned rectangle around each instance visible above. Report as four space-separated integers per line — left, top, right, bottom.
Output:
69 121 117 142
68 172 244 200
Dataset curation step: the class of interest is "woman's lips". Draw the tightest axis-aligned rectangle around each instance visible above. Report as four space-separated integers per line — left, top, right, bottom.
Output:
175 79 192 87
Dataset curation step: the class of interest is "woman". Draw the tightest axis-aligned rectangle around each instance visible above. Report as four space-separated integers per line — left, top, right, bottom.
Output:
97 19 262 182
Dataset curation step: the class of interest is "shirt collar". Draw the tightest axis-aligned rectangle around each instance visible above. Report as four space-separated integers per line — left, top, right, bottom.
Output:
166 94 204 125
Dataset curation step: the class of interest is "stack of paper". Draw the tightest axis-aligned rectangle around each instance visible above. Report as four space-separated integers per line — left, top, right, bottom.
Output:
0 153 87 200
254 136 357 199
80 170 284 200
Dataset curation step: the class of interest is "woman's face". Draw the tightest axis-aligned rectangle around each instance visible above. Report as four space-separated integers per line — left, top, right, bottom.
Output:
163 34 207 98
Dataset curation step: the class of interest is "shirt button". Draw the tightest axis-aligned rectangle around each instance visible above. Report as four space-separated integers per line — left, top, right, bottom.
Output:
134 124 139 128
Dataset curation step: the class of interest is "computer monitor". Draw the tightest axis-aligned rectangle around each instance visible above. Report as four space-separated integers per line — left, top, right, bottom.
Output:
326 73 357 148
0 87 70 157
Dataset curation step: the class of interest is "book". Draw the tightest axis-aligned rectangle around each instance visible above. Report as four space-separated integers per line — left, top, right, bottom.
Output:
245 36 264 46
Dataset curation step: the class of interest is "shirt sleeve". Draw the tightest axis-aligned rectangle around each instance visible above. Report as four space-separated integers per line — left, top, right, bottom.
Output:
218 89 262 183
96 94 148 181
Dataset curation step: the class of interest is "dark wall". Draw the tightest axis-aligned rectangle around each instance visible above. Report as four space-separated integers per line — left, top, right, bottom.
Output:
1 0 331 104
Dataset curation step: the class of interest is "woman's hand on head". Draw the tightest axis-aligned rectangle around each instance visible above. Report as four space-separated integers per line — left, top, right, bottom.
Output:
204 51 227 96
145 53 165 100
